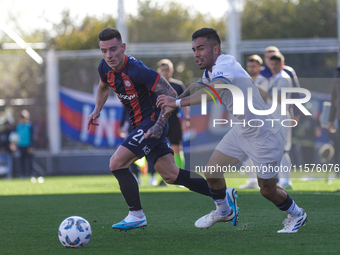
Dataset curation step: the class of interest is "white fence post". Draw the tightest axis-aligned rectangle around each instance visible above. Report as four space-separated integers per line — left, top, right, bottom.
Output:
46 48 61 156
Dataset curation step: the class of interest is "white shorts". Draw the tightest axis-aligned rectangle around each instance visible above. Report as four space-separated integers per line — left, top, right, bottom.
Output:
282 123 292 151
215 128 284 179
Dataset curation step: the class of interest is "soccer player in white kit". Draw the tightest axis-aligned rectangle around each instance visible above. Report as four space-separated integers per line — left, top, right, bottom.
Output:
157 28 307 233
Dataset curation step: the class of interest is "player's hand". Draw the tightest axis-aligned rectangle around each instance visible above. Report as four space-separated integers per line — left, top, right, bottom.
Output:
144 124 163 139
156 95 176 109
86 111 100 130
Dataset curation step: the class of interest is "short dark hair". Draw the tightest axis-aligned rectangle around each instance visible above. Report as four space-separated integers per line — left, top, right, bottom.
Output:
270 52 284 63
192 28 221 46
98 28 122 42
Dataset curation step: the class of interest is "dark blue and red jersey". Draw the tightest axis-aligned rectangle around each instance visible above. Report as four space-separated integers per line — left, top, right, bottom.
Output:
98 55 161 128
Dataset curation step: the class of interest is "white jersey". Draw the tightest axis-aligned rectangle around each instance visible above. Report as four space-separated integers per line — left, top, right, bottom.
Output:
202 54 280 139
266 70 292 120
254 74 269 92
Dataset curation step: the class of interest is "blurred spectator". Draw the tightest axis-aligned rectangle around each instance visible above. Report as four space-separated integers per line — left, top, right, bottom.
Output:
0 121 15 178
16 110 34 178
239 55 267 189
328 63 340 165
262 52 293 189
261 46 302 120
157 59 188 168
155 59 188 186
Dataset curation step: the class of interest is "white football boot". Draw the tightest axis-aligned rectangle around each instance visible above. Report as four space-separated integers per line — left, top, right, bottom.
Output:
277 209 307 233
195 188 239 229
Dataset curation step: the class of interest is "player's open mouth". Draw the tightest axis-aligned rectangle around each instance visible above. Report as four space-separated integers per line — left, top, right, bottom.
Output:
196 59 204 65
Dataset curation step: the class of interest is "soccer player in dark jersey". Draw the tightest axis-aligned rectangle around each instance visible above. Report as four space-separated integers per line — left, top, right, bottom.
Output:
86 28 211 231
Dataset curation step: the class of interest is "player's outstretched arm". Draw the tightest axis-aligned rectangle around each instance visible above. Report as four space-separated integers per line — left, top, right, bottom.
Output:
157 80 225 112
177 81 203 99
86 80 110 130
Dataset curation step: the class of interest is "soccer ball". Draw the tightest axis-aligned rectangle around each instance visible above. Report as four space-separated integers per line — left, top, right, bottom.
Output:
58 216 92 248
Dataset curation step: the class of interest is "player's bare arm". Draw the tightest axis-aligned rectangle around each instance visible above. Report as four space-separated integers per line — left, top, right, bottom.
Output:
157 80 226 116
86 80 110 130
153 75 178 97
177 81 202 99
144 76 177 139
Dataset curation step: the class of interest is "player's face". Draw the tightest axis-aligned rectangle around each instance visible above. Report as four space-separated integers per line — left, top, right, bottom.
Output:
99 38 126 70
192 37 218 72
157 65 173 81
269 59 283 75
246 61 261 77
264 50 276 66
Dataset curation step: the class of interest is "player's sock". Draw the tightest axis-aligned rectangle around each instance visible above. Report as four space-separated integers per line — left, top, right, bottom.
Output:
276 193 302 218
128 209 144 218
210 186 231 215
173 169 210 196
112 168 142 211
174 153 182 168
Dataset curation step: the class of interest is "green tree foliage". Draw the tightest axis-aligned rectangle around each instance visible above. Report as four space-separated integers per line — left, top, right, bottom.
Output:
128 1 226 43
52 10 116 50
242 0 337 40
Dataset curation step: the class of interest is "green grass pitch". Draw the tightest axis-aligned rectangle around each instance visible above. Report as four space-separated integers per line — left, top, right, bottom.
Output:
0 174 339 254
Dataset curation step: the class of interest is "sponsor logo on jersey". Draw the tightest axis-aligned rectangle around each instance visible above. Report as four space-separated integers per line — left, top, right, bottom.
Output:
212 71 224 76
118 93 137 101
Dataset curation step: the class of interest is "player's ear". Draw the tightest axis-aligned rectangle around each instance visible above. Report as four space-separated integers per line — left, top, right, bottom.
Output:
213 44 220 55
122 43 126 53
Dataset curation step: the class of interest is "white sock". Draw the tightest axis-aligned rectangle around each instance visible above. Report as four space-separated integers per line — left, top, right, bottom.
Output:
129 209 144 218
285 201 302 218
214 198 231 215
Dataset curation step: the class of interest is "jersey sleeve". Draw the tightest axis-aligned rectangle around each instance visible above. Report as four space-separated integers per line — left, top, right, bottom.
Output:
210 62 233 84
98 59 108 83
132 60 160 91
276 76 292 93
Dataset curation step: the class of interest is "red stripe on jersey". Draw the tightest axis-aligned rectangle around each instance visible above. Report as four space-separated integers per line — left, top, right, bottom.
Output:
121 73 142 127
107 70 115 87
151 73 160 91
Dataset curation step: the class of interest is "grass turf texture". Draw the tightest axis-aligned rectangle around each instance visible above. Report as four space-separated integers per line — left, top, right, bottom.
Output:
0 175 339 254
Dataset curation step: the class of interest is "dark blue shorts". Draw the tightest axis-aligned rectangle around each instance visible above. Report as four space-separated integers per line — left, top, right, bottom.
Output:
122 120 173 167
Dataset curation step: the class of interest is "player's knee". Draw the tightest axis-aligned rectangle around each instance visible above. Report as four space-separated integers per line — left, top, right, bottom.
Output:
161 171 178 184
260 186 276 200
109 157 125 172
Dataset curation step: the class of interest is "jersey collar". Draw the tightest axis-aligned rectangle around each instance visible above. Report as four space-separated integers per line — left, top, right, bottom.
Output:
113 55 128 72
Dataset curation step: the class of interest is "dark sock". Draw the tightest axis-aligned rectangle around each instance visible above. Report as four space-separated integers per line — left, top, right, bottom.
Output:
172 169 210 196
209 186 227 200
112 168 142 211
276 193 292 211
